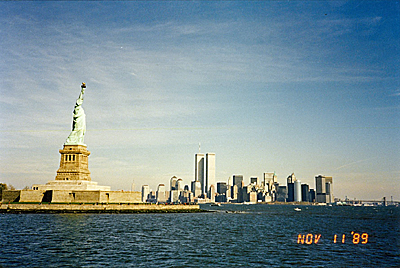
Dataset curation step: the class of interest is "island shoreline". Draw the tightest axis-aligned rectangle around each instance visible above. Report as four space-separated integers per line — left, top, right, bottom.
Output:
0 203 206 214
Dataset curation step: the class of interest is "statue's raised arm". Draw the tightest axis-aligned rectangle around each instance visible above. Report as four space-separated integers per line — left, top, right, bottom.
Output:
65 83 87 146
76 83 85 106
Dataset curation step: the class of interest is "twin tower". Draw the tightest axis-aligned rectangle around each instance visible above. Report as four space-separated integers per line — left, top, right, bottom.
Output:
194 153 215 199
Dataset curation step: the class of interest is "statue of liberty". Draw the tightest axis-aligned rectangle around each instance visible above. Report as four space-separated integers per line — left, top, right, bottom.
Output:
65 83 87 145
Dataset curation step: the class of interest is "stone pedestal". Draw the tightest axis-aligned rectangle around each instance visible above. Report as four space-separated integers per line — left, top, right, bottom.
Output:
55 145 91 181
31 144 111 192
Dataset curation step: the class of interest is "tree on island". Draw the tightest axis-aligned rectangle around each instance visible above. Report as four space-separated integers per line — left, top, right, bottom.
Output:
0 183 15 191
1 183 8 200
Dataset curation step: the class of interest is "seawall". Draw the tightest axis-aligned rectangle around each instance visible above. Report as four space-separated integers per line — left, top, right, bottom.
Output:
0 203 203 214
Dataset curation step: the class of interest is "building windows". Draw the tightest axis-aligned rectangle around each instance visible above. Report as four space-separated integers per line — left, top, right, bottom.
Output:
65 154 78 162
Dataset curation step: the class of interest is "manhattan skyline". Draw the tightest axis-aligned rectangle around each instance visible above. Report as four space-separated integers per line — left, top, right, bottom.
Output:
0 1 399 200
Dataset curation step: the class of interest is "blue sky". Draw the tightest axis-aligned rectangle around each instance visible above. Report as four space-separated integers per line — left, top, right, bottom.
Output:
1 1 399 200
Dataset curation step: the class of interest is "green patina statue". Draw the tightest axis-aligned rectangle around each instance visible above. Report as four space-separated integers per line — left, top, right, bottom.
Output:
65 83 87 145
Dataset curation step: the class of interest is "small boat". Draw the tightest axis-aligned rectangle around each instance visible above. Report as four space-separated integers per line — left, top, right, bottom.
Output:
294 208 301 212
210 203 221 207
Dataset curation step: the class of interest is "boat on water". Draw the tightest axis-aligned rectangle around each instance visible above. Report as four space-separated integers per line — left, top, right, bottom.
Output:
294 208 301 212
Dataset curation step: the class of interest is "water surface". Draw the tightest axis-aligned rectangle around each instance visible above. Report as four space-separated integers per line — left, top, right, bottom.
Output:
1 204 399 267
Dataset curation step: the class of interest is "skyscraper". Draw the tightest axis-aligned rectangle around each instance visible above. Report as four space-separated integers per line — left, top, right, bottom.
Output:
287 183 294 202
232 185 238 200
301 184 310 202
141 185 150 203
325 176 333 204
205 153 216 196
156 184 166 203
217 182 227 195
226 177 233 199
195 153 205 193
170 176 178 191
309 189 316 202
209 184 216 202
233 175 243 189
191 180 202 197
263 172 276 192
176 178 184 191
276 186 287 202
315 175 333 203
294 180 302 202
316 175 326 202
287 173 296 184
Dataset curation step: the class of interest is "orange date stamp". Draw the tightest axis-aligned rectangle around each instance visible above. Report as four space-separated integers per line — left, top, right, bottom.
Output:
297 232 369 244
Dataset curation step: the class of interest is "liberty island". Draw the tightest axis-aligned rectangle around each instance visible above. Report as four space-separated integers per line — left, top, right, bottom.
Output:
0 83 200 213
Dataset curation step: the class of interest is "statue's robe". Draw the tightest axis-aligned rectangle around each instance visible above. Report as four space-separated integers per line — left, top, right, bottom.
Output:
65 88 86 145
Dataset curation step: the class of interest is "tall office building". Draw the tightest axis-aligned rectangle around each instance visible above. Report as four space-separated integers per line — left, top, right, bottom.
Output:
309 189 316 202
209 184 216 202
315 175 326 202
287 173 296 184
325 176 333 204
315 175 333 203
315 175 325 194
301 184 310 202
205 153 216 196
325 181 333 203
195 153 205 193
170 176 178 191
149 191 156 203
287 183 294 202
294 180 302 202
176 178 184 191
233 175 243 189
141 185 150 203
232 175 243 202
156 184 166 203
191 180 202 197
276 186 287 202
217 182 227 195
241 186 250 203
263 172 276 192
232 185 239 200
226 177 233 199
169 190 180 203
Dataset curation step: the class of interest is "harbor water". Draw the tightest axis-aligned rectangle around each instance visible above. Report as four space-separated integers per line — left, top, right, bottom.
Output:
1 204 399 267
